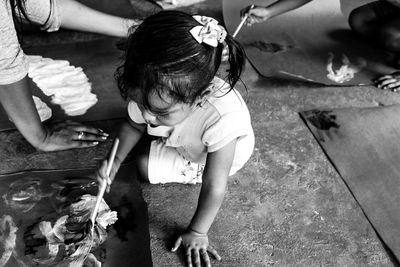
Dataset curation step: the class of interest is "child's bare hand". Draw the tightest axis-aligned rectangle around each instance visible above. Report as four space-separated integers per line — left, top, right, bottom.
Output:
374 72 400 92
96 159 120 192
171 230 221 267
240 5 271 26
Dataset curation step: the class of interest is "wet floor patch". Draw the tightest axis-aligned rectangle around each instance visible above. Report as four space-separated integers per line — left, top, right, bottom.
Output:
245 41 294 53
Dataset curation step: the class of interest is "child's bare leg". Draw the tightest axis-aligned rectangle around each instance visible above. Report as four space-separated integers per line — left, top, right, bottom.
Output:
59 0 141 37
133 137 151 182
136 152 150 182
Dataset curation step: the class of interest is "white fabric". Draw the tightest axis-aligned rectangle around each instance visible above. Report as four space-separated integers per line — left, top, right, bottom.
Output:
148 139 204 184
32 96 52 121
128 77 254 183
0 0 61 85
190 15 227 47
27 55 98 116
0 1 28 85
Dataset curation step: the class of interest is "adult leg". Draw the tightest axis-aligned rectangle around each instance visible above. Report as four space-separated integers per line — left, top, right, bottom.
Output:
349 2 400 91
348 2 381 38
374 18 400 91
380 18 400 56
349 1 400 55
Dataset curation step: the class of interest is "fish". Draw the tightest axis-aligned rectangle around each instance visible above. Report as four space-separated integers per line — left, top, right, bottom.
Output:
24 194 117 266
2 179 45 213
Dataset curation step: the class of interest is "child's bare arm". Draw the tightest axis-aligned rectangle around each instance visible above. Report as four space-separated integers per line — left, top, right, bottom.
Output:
114 117 146 166
188 139 237 234
172 138 237 267
97 117 145 185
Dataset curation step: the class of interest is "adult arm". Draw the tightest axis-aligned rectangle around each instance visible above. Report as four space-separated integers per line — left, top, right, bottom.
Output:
240 0 313 25
58 0 141 37
0 2 106 151
0 76 108 151
0 76 47 148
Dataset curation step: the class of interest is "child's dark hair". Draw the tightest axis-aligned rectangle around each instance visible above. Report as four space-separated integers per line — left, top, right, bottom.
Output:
115 10 245 110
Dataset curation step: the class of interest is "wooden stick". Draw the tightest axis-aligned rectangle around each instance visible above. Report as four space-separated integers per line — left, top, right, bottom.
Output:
232 5 255 38
90 138 120 225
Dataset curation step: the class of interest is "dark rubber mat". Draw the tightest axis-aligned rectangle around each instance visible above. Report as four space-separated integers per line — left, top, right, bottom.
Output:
0 163 152 267
301 104 400 263
223 0 395 85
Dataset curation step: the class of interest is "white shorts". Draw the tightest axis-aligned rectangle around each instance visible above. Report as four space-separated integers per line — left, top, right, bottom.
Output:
148 139 205 184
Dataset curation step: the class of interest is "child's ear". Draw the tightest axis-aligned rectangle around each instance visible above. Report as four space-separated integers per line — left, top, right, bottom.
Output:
196 89 211 107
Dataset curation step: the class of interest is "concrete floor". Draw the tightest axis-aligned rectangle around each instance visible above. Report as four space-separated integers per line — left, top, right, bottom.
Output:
2 0 400 266
143 66 400 266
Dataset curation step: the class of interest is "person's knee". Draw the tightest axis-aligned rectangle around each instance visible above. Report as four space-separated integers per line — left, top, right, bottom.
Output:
381 26 400 52
135 152 149 181
348 6 371 35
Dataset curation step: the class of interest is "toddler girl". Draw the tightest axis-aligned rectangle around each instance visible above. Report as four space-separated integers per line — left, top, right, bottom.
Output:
97 10 254 266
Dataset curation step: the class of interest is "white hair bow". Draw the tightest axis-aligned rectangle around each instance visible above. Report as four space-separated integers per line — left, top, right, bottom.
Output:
190 15 227 47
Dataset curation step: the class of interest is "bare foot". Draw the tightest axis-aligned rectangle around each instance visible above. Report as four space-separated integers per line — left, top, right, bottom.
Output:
374 71 400 92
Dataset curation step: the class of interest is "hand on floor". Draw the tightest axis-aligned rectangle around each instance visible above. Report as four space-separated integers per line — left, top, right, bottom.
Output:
171 229 221 267
374 72 400 92
38 121 108 151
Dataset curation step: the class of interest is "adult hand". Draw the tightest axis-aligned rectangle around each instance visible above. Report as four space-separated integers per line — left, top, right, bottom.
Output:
240 5 271 26
96 157 121 192
374 72 400 92
37 121 108 151
171 230 221 267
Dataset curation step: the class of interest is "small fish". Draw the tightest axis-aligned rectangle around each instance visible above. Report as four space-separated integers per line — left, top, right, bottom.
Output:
3 180 44 212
